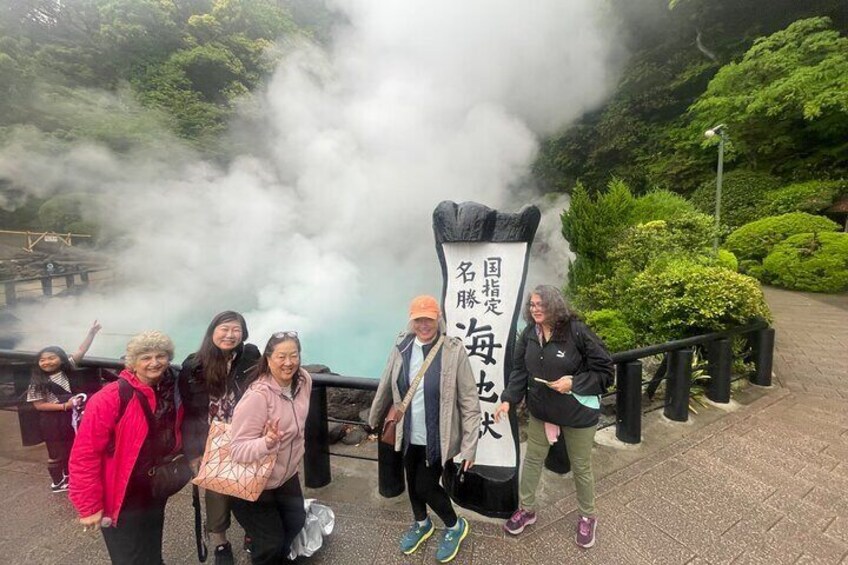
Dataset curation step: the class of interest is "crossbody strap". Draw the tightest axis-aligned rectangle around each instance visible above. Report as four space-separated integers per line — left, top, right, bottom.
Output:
399 336 445 413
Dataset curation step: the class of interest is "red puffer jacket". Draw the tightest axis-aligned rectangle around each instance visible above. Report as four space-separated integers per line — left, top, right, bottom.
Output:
68 369 184 524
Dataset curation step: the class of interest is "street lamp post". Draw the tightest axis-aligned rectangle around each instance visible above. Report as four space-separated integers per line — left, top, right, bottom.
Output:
705 124 727 254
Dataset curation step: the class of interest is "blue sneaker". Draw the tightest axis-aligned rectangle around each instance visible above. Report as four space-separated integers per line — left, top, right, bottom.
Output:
436 517 469 563
399 516 434 555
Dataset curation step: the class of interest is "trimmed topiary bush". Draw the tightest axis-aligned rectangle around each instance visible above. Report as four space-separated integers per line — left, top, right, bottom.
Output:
584 309 636 353
631 190 698 225
624 259 771 344
761 232 848 292
609 212 714 273
725 212 840 263
690 170 782 230
765 180 846 215
715 248 738 271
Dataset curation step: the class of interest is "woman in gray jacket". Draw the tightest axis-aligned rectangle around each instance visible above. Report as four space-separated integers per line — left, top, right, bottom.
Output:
369 295 481 564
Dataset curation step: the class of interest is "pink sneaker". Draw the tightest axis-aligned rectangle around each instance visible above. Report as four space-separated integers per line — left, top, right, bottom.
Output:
504 508 537 535
576 515 597 548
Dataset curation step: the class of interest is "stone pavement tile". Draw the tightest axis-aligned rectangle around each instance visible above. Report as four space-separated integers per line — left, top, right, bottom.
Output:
309 517 383 564
804 487 848 519
827 517 848 545
719 504 783 550
759 515 848 565
602 505 695 564
742 428 838 472
834 464 848 481
729 546 800 565
673 451 775 505
604 458 690 506
472 537 538 565
625 493 746 564
710 442 815 498
762 490 836 532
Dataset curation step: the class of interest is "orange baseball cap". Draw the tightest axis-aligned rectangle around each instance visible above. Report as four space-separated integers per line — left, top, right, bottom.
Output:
409 295 440 320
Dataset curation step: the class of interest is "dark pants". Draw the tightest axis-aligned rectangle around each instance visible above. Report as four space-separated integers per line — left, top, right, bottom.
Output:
231 474 306 565
404 444 457 527
40 411 73 484
101 479 167 565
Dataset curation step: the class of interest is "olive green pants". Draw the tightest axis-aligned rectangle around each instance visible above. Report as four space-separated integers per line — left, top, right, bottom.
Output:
519 415 596 517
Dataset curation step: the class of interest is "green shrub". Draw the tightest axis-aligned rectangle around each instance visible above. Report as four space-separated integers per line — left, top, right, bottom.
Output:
725 212 840 263
609 212 714 273
562 178 635 295
631 190 697 225
625 259 771 343
584 309 636 352
761 232 848 292
690 170 782 230
765 180 847 215
715 249 738 271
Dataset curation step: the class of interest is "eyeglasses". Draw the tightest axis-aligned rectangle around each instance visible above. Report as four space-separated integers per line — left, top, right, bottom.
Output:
272 331 299 339
529 302 545 310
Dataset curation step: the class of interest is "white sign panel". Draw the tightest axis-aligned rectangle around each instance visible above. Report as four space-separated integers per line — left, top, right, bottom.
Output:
442 241 526 467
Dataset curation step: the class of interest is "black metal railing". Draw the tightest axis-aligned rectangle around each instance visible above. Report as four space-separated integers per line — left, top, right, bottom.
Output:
0 321 774 493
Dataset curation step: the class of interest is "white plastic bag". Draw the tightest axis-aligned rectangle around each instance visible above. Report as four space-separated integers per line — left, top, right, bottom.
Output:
289 499 335 559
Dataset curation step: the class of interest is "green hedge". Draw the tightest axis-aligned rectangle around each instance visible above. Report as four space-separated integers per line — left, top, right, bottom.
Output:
631 190 697 225
761 232 848 292
715 249 739 271
690 170 782 231
625 259 771 343
584 309 636 353
609 212 714 273
765 180 846 215
725 212 840 263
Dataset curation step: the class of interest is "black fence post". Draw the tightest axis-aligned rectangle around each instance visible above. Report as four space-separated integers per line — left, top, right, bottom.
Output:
707 338 732 403
65 274 75 289
304 384 330 488
750 328 774 387
41 277 53 297
378 441 405 498
81 271 90 285
664 348 693 422
616 360 643 444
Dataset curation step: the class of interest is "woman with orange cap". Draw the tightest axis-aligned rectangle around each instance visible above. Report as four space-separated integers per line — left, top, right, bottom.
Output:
369 295 481 564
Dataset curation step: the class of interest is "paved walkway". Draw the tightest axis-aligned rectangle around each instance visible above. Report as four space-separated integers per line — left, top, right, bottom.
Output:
0 287 846 564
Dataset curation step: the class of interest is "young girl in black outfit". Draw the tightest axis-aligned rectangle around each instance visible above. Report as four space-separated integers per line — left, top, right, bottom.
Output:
27 320 101 492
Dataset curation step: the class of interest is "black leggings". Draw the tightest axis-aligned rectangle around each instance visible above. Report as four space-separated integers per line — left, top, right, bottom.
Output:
404 445 457 527
231 473 306 565
40 411 74 484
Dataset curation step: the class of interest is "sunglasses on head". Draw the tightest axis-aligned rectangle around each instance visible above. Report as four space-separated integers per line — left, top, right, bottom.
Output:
272 331 299 339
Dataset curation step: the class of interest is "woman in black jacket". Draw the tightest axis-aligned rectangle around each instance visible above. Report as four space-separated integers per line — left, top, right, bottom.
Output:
494 285 613 549
179 311 260 565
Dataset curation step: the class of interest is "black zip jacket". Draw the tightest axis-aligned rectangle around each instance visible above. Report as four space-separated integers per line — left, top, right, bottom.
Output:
178 343 261 461
501 319 614 428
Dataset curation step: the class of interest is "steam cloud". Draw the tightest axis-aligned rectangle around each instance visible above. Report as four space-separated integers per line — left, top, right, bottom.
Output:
3 0 619 375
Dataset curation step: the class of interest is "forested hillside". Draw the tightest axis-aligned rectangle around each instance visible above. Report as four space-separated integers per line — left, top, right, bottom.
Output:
0 0 331 153
534 0 848 196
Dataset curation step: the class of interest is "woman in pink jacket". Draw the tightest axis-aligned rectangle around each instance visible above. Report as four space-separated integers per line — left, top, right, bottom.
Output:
229 331 311 565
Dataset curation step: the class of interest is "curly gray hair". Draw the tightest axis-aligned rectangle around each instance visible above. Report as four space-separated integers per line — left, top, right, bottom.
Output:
522 284 577 326
125 330 175 367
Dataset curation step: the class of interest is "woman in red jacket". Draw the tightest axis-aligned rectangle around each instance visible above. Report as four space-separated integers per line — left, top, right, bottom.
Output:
69 330 184 565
